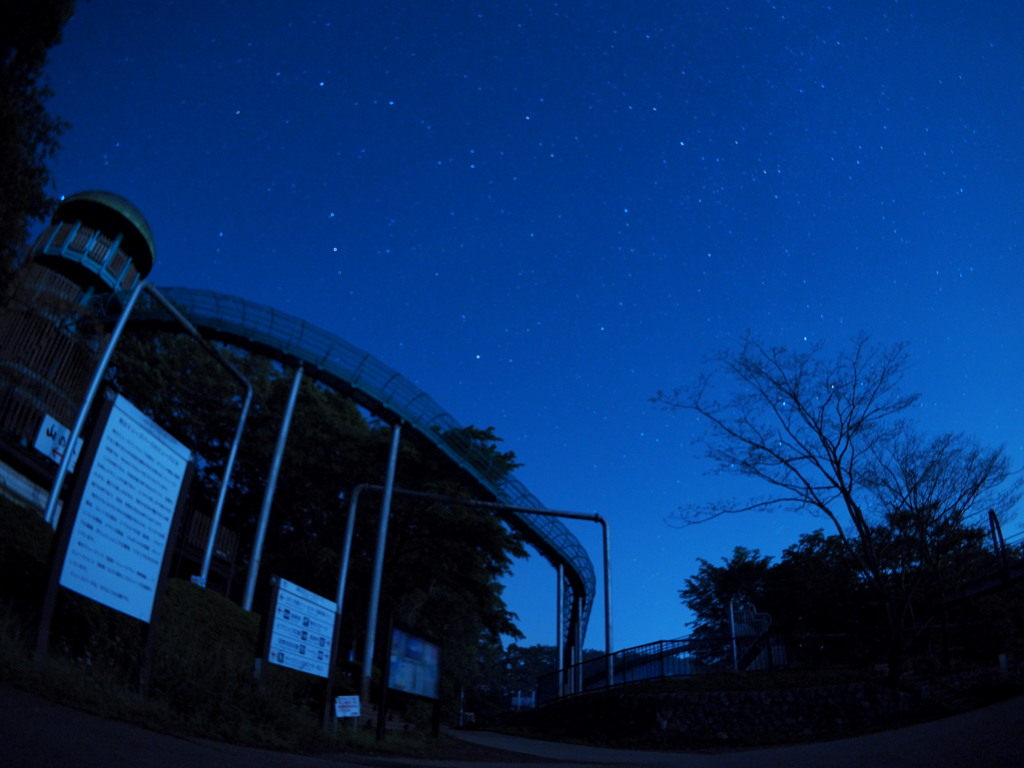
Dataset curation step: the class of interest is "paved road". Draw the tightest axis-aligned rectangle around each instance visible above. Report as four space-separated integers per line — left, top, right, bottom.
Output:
1 684 1021 767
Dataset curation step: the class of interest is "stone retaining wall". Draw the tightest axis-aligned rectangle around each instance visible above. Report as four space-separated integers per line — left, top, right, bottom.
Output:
531 682 921 748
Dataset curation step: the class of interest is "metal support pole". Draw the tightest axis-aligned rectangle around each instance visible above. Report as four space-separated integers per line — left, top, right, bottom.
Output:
573 596 583 693
200 385 252 586
729 599 739 672
326 484 364 733
556 564 565 698
360 423 402 702
601 516 614 686
242 365 303 610
338 482 611 699
989 509 1009 574
44 280 145 527
138 286 254 590
336 485 365 624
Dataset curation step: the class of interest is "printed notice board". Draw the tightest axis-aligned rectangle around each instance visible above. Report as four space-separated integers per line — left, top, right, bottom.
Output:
266 577 337 678
387 626 441 700
58 394 192 623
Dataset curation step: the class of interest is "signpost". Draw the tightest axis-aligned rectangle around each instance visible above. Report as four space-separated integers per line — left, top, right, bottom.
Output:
58 395 192 622
377 623 442 740
387 626 441 700
34 414 83 473
35 389 194 690
264 576 337 679
334 695 361 719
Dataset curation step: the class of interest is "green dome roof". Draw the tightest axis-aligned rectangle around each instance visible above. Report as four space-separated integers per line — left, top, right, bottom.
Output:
56 191 156 277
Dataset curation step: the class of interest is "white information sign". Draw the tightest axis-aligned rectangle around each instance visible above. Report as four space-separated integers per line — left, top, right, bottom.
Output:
59 395 191 623
267 578 337 678
388 627 441 699
34 413 83 472
334 695 361 718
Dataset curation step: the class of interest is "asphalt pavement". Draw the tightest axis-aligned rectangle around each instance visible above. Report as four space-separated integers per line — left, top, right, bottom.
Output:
1 684 1021 768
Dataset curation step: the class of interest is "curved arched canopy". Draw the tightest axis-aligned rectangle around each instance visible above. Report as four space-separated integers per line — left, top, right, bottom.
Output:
128 286 596 634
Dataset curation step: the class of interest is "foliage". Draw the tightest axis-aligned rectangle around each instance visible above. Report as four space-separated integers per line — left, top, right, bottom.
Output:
502 643 562 694
657 334 1020 682
0 0 74 279
680 526 1024 673
679 547 773 640
770 530 872 638
105 327 529 716
436 424 523 482
0 494 53 613
150 579 324 746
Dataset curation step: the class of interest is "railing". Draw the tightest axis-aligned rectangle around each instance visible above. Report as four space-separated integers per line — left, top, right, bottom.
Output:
537 634 854 704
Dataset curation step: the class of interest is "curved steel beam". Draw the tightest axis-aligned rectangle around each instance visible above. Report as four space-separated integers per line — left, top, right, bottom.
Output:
124 286 596 638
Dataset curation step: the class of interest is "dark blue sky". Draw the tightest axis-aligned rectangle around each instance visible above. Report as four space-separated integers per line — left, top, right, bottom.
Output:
44 1 1024 650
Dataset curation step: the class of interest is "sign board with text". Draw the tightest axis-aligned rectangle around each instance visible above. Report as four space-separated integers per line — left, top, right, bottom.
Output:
334 695 361 718
58 393 192 623
387 626 441 700
34 413 83 472
264 576 337 679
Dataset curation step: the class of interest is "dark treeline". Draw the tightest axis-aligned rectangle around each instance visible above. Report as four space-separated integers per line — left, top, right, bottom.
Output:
681 528 1024 673
106 328 528 713
659 334 1021 684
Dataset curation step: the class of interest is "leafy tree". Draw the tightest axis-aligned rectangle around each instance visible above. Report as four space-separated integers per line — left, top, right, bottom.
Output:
0 0 74 279
502 643 561 694
679 547 773 641
106 327 528 713
769 530 872 639
864 427 1018 602
656 334 1018 682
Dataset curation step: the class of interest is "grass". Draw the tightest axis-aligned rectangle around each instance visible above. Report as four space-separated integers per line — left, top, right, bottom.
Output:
3 493 1019 758
0 494 470 757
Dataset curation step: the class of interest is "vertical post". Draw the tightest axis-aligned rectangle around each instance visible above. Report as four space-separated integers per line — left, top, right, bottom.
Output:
730 599 739 672
601 517 614 687
360 423 402 702
130 285 252 590
44 280 145 527
242 365 304 610
573 596 583 693
199 383 252 586
555 564 564 698
335 485 364 623
324 484 364 731
989 509 1009 574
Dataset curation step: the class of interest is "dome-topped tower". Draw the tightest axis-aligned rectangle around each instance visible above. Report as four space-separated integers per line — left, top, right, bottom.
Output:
0 191 156 498
32 190 155 294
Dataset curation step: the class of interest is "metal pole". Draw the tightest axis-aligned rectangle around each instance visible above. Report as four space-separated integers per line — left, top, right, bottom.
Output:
360 423 402 702
133 285 253 588
339 483 612 698
44 280 145 527
336 485 365 623
573 596 583 693
242 365 303 610
989 509 1009 574
556 564 564 698
200 384 252 586
601 517 614 686
324 485 365 733
730 599 739 672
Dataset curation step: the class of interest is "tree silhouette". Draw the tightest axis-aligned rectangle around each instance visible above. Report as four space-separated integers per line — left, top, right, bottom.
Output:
0 0 74 279
656 334 1017 682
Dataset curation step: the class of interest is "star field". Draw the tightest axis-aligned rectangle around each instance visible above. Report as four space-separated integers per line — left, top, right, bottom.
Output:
44 0 1024 650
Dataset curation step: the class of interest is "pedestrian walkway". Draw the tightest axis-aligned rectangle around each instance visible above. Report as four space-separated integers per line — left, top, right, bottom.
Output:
446 727 690 764
445 695 1024 767
1 683 1022 768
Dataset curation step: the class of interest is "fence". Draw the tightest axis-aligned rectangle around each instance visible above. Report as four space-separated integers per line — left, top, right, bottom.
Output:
537 633 853 704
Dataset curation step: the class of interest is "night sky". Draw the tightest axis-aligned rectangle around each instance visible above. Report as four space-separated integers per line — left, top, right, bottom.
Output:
42 1 1024 651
